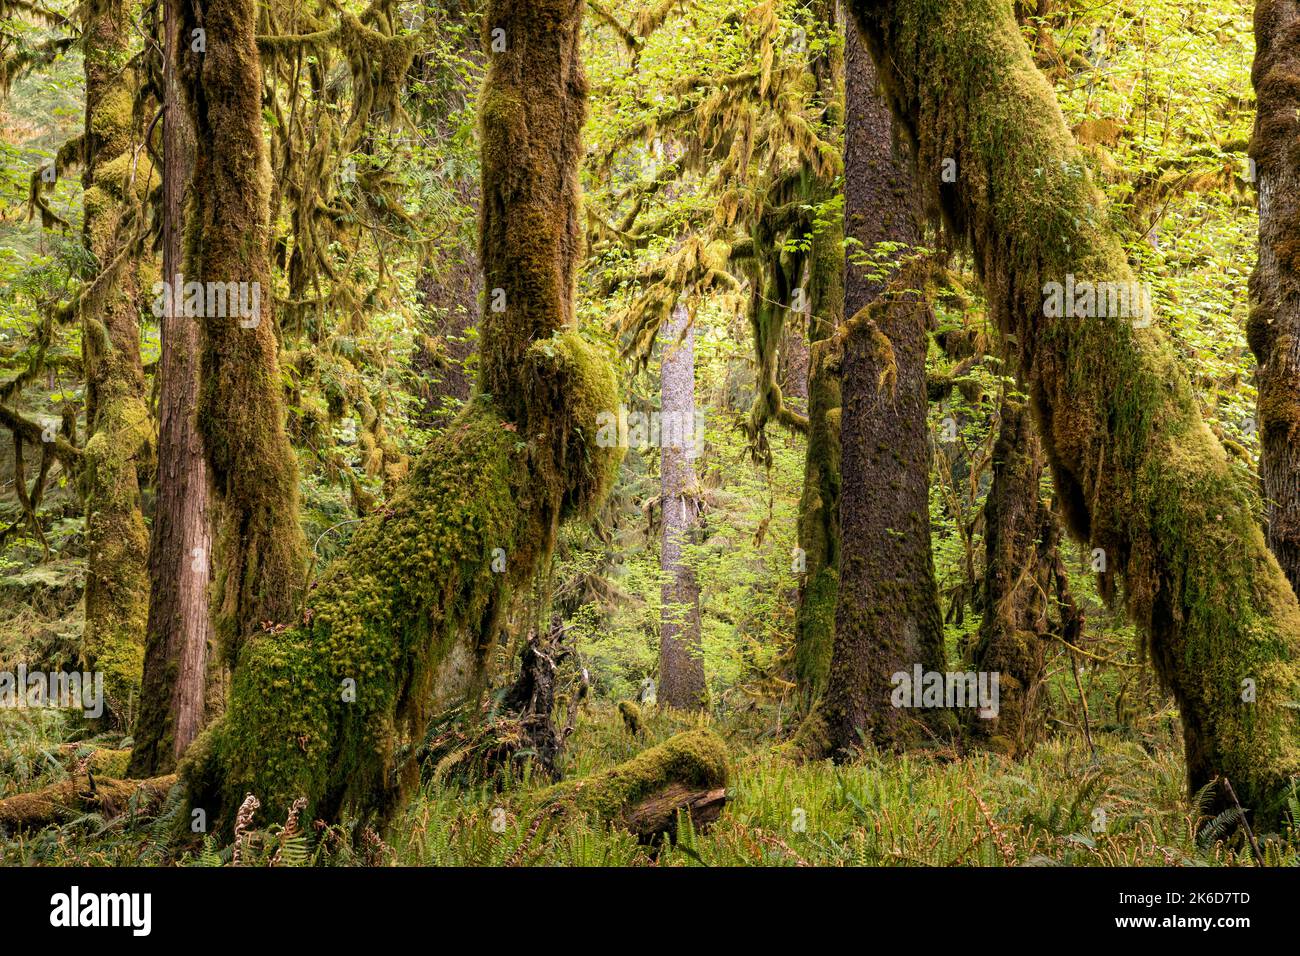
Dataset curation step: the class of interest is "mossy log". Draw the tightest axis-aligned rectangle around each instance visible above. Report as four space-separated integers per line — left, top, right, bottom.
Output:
531 729 728 843
180 0 621 832
0 775 175 831
849 0 1300 819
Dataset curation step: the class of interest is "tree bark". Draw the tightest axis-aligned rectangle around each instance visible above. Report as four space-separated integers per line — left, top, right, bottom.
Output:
79 0 153 727
1249 0 1300 600
816 26 945 754
180 0 306 664
658 302 705 709
793 0 845 707
849 0 1300 818
129 0 215 777
180 0 621 831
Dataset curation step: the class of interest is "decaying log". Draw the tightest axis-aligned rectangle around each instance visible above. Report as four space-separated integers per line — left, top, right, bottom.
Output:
531 728 728 844
0 774 176 830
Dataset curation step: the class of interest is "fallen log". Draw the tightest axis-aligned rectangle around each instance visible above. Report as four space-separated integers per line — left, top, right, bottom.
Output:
0 774 176 831
530 728 728 844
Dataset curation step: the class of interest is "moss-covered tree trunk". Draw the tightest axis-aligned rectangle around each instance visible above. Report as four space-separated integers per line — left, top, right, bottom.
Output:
80 0 153 726
658 302 705 709
793 0 845 708
821 265 946 756
815 25 945 755
181 0 620 830
966 401 1053 756
130 0 214 777
179 0 305 664
849 0 1300 818
1249 0 1300 600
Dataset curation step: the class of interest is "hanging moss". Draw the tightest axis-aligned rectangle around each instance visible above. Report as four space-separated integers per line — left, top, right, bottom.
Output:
850 0 1300 821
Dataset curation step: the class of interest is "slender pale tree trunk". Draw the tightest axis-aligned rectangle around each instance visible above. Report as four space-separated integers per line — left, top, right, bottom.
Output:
849 0 1300 818
658 302 705 709
80 0 152 726
817 25 945 755
129 0 215 777
1249 0 1300 599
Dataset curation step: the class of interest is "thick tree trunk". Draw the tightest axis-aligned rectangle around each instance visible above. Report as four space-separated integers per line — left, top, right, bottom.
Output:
821 266 947 755
816 26 945 755
180 0 620 831
1249 0 1300 600
967 401 1053 756
180 0 305 664
658 302 705 709
80 0 153 727
130 0 215 777
849 0 1300 818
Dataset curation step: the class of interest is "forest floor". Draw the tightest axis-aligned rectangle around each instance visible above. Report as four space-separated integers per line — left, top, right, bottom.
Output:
1 703 1294 866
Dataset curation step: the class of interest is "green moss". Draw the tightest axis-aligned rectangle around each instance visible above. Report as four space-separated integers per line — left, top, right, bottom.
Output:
618 700 643 735
531 729 728 826
849 0 1300 818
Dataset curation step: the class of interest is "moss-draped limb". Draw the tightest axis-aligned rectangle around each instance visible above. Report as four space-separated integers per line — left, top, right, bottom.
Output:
850 0 1300 819
1249 0 1300 599
181 0 622 830
180 0 306 662
79 0 153 726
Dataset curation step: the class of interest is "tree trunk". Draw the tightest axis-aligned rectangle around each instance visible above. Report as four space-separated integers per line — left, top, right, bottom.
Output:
180 0 306 664
849 0 1300 818
816 26 945 755
414 5 481 429
180 0 621 831
793 0 845 707
1249 0 1300 600
129 0 215 777
79 0 153 727
658 302 705 709
966 401 1053 756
